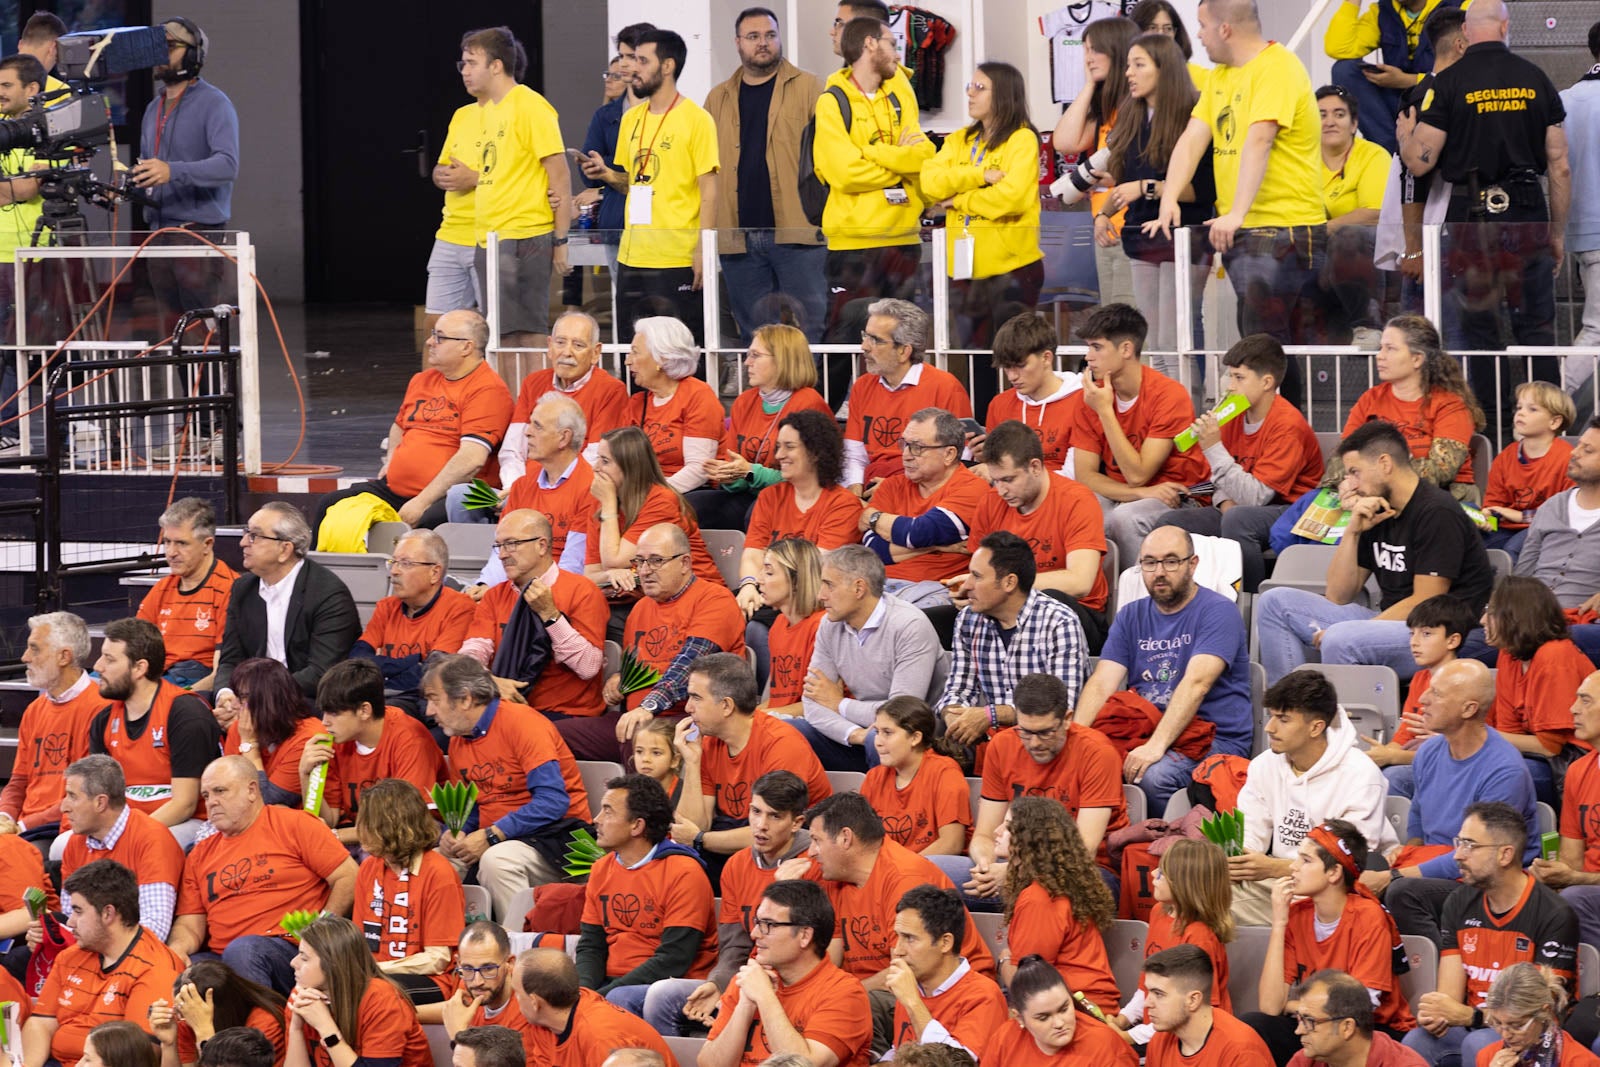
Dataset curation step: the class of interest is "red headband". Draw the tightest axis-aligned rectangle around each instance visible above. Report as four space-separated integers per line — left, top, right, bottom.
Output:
1308 825 1360 880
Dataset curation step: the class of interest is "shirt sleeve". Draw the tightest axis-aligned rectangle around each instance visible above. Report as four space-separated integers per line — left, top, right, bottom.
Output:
492 759 573 840
168 698 222 779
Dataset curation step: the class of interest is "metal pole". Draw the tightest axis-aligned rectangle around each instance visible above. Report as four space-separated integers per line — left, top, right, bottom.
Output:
702 227 721 394
1174 226 1194 393
236 234 261 476
931 227 950 370
485 231 502 369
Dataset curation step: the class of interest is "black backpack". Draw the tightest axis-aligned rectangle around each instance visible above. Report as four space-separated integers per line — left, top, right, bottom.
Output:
798 84 902 227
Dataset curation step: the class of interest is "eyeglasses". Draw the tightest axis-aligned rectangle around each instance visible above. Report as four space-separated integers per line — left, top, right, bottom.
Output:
492 536 547 554
385 557 439 571
1485 1012 1543 1036
631 553 688 571
739 32 779 43
1137 556 1194 572
753 917 805 936
602 72 627 81
455 59 483 73
1015 721 1067 741
240 528 289 544
1452 836 1503 852
897 438 950 456
965 82 990 93
454 962 505 981
1293 1013 1349 1032
861 331 898 349
429 330 471 344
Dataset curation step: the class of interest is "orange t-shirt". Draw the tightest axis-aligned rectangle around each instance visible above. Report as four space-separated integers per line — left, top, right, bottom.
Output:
846 365 974 483
463 995 541 1061
1562 750 1600 872
1476 1038 1600 1067
707 958 872 1067
357 588 476 660
321 709 445 826
1006 881 1119 1013
1343 383 1477 487
0 682 102 826
986 388 1079 470
466 572 610 717
293 977 431 1067
137 557 236 668
0 831 56 913
176 805 351 949
224 715 330 796
510 368 631 449
766 610 823 709
891 963 1009 1054
745 482 862 553
1220 394 1324 503
1394 666 1434 746
1491 641 1596 753
525 987 679 1067
178 1006 284 1066
699 713 832 821
826 839 995 980
630 377 725 477
584 483 724 587
719 846 795 936
981 724 1127 869
859 751 973 853
1071 367 1207 488
722 387 832 465
92 682 217 817
502 455 597 559
354 850 465 998
1486 440 1574 526
622 579 747 713
1142 907 1231 1015
37 928 185 1067
61 805 185 892
0 966 30 1024
1284 895 1414 1032
979 1011 1137 1067
967 472 1109 612
387 361 515 496
446 700 589 826
1145 1008 1273 1067
581 848 718 979
871 465 988 583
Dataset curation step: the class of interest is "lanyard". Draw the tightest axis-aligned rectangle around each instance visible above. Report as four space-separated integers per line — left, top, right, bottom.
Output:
634 93 680 181
849 75 893 146
153 83 189 157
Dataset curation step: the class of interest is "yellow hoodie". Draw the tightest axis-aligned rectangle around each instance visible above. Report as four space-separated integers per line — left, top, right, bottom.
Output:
921 126 1044 280
813 67 934 251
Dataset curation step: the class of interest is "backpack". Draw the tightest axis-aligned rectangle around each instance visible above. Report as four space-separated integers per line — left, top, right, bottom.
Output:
799 84 903 227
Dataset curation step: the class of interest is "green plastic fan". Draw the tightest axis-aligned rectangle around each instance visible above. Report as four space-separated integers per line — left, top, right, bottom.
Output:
1199 808 1245 857
461 478 503 511
22 886 48 920
618 648 663 696
279 910 320 941
432 781 481 835
563 827 605 878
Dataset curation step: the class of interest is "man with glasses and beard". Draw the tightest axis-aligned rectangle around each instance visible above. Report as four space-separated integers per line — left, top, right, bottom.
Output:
422 923 539 1059
1071 525 1253 812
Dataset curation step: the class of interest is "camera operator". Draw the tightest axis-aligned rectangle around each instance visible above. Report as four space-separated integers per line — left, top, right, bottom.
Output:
0 53 48 455
17 13 68 98
131 16 238 335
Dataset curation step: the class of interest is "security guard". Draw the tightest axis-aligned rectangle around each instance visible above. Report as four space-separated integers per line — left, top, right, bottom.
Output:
1398 0 1569 426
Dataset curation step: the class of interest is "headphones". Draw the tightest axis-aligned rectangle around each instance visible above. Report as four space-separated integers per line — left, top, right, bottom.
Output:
167 16 207 79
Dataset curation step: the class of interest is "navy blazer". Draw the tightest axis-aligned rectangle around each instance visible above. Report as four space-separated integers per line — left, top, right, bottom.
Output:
214 558 361 697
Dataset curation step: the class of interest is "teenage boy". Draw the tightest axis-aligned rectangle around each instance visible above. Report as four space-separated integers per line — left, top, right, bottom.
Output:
975 314 1081 475
1360 594 1478 799
1162 335 1323 592
1070 303 1209 571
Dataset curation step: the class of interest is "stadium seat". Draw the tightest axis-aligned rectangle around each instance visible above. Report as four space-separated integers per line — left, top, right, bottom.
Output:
1257 543 1337 598
1296 663 1401 741
664 1035 708 1065
1122 783 1147 825
604 641 621 711
507 887 536 932
1118 534 1242 606
436 523 494 578
1101 541 1120 619
1486 548 1513 582
701 528 745 588
967 777 982 819
1385 796 1410 844
1315 432 1343 466
1471 435 1491 499
462 884 490 921
971 911 1005 959
1227 926 1272 1015
1582 943 1599 998
578 760 626 817
307 552 390 625
1250 662 1267 757
366 520 409 555
1536 802 1556 836
1107 918 1148 1004
827 770 865 793
1163 791 1192 821
423 1024 452 1067
1399 934 1437 1011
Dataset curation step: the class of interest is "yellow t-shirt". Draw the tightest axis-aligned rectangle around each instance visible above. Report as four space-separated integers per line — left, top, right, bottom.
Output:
475 83 563 244
1193 44 1325 228
436 101 485 247
1323 137 1392 219
920 126 1043 279
614 95 719 269
0 147 44 260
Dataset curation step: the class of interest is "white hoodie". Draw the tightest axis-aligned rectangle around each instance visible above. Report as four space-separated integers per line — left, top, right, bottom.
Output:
1239 707 1400 860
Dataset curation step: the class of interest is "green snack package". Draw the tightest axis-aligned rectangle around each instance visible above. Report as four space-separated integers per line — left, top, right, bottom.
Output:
1542 831 1561 862
22 886 47 919
303 735 334 816
1175 394 1249 451
1460 503 1498 533
1290 489 1354 545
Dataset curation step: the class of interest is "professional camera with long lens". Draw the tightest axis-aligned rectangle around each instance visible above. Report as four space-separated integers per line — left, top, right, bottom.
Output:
0 91 114 157
1050 148 1110 206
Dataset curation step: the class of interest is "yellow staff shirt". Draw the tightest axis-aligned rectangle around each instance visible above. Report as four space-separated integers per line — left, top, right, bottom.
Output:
921 126 1043 279
1323 137 1392 218
614 95 719 269
436 101 484 247
475 83 563 245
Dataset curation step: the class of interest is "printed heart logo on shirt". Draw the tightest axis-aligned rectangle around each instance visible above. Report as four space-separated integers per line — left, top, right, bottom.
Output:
611 893 642 927
868 415 905 449
219 859 252 893
718 782 750 819
882 814 914 845
847 915 876 950
42 733 71 765
639 626 672 659
770 654 804 683
468 763 499 786
643 420 673 451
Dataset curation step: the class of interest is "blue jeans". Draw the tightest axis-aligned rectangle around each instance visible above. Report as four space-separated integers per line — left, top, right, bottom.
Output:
217 935 298 994
1255 587 1378 683
1331 60 1402 153
605 983 649 1018
789 718 879 772
929 854 1119 908
643 977 706 1035
445 481 499 525
1137 750 1199 814
1384 763 1416 798
719 232 828 343
1402 1024 1497 1067
1562 886 1600 953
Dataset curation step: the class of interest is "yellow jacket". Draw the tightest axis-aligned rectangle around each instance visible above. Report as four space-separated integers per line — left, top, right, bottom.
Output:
1324 0 1459 63
316 493 400 553
921 126 1043 279
813 67 933 250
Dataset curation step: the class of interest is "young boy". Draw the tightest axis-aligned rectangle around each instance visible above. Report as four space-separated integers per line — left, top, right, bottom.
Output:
1483 381 1576 556
1161 335 1324 592
1070 303 1208 569
1360 593 1477 798
977 314 1081 475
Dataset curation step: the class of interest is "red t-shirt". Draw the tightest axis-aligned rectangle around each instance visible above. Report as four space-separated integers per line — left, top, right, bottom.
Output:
61 805 185 892
1292 1032 1429 1067
846 365 973 483
698 712 832 821
859 752 973 853
0 683 102 826
446 701 589 826
1219 394 1323 503
0 831 56 914
581 849 718 979
1071 368 1207 488
1477 1036 1600 1067
224 715 331 796
766 610 823 709
1142 906 1231 1015
1145 1008 1273 1067
177 805 351 949
981 724 1126 869
1283 894 1415 1031
291 977 431 1067
1485 440 1574 526
357 587 477 660
0 967 30 1025
584 483 724 587
525 987 679 1067
967 472 1108 612
1561 750 1600 872
37 928 185 1067
630 377 725 477
1491 641 1595 753
1343 383 1477 487
723 387 832 465
986 388 1078 470
510 368 630 450
979 1011 1137 1067
137 557 236 668
353 851 464 997
321 709 445 826
622 579 747 713
707 958 872 1067
719 846 792 936
745 482 862 553
1394 666 1433 746
1005 881 1119 1012
871 465 988 582
891 963 1009 1054
502 455 597 559
387 362 514 496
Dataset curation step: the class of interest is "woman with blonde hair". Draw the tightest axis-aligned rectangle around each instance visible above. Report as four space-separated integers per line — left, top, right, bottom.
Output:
1476 963 1595 1067
756 538 825 717
624 316 723 492
284 916 431 1067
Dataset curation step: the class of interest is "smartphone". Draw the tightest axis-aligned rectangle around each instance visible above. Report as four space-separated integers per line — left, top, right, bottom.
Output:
684 722 701 743
958 417 984 437
1357 62 1382 73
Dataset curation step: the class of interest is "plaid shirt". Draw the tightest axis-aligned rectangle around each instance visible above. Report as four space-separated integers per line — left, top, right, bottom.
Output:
938 590 1088 711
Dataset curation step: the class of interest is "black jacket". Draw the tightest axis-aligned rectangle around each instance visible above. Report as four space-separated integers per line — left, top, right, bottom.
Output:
214 558 361 696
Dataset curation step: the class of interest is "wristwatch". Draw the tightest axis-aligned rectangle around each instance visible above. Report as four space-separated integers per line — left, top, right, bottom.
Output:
1143 179 1157 200
323 1033 343 1049
552 236 569 246
866 510 884 532
237 742 254 753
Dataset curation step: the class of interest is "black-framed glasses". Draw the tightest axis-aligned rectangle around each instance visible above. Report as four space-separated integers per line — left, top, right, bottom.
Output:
1137 555 1195 573
603 72 627 82
1294 1013 1349 1032
429 330 471 344
631 553 688 571
493 536 547 554
240 528 289 544
1015 721 1067 741
752 917 804 936
897 438 949 456
455 962 505 981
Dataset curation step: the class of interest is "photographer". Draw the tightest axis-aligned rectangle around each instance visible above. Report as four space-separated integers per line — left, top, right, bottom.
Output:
0 53 48 455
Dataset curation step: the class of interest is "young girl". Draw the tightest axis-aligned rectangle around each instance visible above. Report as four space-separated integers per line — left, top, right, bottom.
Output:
1114 838 1233 1038
151 960 288 1067
1251 819 1413 1067
285 916 431 1067
1484 382 1575 555
979 956 1138 1066
999 797 1120 1013
631 716 683 804
1484 575 1594 806
859 696 972 855
756 538 824 718
80 1021 159 1067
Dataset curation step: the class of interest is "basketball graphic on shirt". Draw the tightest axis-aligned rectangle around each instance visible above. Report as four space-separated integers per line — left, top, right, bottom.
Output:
847 914 876 950
866 415 905 449
219 859 251 893
718 781 751 819
611 893 642 927
639 626 672 659
1584 802 1600 845
42 732 70 766
883 814 915 845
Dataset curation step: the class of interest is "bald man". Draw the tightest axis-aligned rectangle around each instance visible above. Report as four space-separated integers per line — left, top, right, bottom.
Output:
513 948 674 1066
167 756 358 993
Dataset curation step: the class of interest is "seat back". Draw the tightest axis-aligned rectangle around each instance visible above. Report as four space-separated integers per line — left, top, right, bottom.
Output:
435 522 496 577
970 911 1005 959
701 528 746 587
461 884 490 922
1400 934 1438 1013
1122 783 1148 825
1297 663 1402 741
1250 662 1267 757
1226 926 1273 1016
827 771 865 793
366 520 410 555
1385 795 1411 844
1107 919 1149 1007
1582 942 1600 998
577 760 626 817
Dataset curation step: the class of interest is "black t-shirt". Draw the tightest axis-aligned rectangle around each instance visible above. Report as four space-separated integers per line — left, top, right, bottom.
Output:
1441 877 1577 1007
1120 115 1216 263
737 77 777 230
1398 73 1434 205
1356 479 1495 614
1418 41 1565 186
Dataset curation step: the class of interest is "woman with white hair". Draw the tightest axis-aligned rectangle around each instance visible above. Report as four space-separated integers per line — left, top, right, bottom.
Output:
1474 962 1592 1067
625 316 723 493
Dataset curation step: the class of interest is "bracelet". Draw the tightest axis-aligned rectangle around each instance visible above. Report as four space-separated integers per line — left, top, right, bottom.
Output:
987 704 998 729
738 576 760 588
693 831 706 852
1399 251 1423 261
